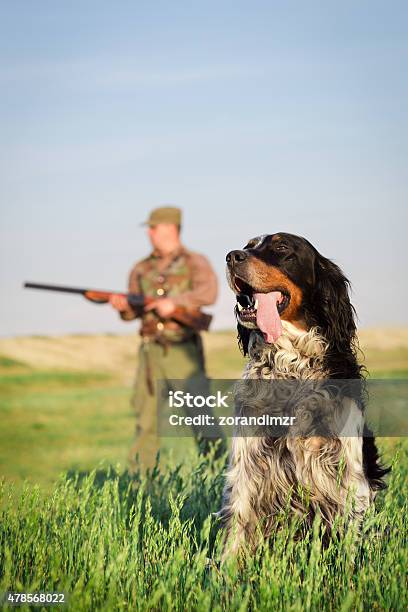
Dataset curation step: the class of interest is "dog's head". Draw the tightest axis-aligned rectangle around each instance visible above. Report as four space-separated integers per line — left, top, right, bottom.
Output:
226 233 358 371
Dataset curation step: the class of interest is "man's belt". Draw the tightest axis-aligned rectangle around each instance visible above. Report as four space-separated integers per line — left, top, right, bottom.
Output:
140 319 196 343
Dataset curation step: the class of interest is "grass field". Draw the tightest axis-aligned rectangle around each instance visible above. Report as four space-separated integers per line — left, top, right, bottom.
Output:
0 330 407 610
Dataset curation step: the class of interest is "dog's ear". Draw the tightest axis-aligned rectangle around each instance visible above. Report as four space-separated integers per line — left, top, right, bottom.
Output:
237 322 251 356
313 255 357 358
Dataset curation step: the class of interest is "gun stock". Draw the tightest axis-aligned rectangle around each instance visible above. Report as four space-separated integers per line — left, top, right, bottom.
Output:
171 306 212 332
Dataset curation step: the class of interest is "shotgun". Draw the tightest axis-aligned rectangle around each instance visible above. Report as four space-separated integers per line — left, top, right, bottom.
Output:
23 282 212 332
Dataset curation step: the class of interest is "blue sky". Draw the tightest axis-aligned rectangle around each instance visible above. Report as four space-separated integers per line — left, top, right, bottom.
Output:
1 1 407 335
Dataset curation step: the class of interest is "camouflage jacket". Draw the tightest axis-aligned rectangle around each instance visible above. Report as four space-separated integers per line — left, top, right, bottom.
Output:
119 245 218 341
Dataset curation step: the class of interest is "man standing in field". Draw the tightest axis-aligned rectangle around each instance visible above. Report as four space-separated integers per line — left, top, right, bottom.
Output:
110 206 222 471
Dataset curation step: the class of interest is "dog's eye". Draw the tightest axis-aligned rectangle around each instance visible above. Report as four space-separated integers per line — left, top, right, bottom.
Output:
274 244 296 261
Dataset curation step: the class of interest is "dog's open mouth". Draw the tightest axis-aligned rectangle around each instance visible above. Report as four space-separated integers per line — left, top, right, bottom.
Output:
233 277 290 343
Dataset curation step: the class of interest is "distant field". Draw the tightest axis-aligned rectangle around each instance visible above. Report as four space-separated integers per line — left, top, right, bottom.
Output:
1 326 408 376
0 328 407 490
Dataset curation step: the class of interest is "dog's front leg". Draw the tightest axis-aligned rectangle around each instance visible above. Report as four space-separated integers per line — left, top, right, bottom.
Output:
219 436 260 561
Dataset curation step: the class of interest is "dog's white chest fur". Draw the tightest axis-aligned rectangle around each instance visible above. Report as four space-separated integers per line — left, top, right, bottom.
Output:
243 321 327 380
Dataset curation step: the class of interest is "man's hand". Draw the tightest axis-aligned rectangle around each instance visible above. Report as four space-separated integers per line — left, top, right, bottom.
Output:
144 297 176 318
109 294 129 312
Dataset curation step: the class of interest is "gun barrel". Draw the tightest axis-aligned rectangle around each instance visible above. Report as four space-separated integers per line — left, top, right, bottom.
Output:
24 282 88 295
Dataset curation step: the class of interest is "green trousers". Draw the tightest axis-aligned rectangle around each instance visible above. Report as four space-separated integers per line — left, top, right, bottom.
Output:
128 335 224 472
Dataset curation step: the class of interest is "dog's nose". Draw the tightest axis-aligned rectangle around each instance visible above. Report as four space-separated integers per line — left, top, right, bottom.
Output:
226 250 248 264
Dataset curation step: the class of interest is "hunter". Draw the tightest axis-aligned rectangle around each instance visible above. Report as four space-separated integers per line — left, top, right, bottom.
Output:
110 206 224 471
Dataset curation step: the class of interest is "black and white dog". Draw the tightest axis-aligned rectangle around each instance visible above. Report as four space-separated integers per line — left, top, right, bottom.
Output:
220 232 388 556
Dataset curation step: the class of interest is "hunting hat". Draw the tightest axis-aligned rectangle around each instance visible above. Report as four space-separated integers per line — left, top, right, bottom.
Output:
141 206 182 226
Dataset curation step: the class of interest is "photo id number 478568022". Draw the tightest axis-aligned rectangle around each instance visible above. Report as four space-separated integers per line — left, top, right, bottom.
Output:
0 592 67 607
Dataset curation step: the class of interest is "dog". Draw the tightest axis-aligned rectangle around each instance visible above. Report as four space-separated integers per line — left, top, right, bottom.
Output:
220 232 388 557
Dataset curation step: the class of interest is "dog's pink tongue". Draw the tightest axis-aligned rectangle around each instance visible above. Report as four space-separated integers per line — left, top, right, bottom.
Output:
254 292 283 343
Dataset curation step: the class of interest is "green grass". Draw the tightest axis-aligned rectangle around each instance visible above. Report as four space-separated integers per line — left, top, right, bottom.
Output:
0 373 132 492
0 370 112 391
0 441 407 611
0 367 197 496
0 336 407 610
